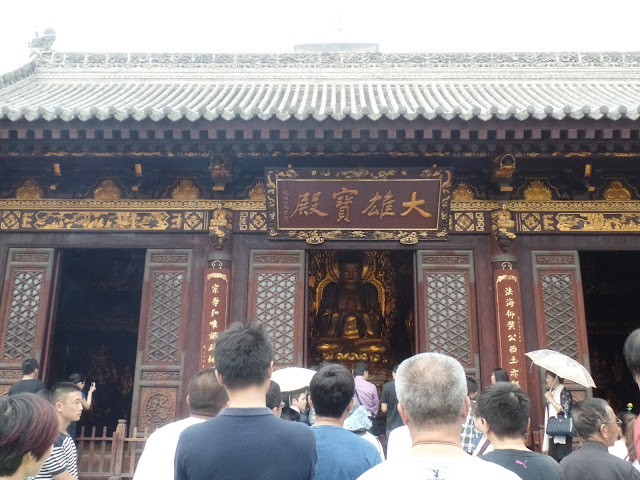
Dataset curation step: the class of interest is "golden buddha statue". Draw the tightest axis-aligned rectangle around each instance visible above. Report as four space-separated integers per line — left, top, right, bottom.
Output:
318 252 382 339
313 252 388 364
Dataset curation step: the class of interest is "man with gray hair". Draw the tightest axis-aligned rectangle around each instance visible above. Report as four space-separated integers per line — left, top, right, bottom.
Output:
560 398 640 480
358 352 519 480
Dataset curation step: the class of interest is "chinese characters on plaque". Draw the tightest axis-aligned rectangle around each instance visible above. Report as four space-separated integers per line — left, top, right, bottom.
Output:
495 272 527 388
201 265 230 368
265 169 452 242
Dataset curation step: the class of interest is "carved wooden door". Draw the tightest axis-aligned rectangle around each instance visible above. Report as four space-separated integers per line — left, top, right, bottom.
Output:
531 251 590 399
247 250 306 368
130 250 191 431
0 249 57 395
416 251 480 378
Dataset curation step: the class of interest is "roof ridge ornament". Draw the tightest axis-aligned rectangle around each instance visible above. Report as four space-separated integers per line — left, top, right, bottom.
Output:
28 28 56 58
37 50 640 69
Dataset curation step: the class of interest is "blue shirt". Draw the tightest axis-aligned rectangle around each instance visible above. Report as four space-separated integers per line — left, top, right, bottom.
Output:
312 425 382 480
175 407 316 480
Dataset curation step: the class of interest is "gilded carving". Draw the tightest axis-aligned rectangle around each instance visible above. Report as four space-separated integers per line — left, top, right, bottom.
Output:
33 211 169 230
94 180 121 200
603 181 632 200
15 180 44 200
209 208 232 250
454 213 475 232
248 181 266 200
492 154 516 183
208 155 232 180
491 205 516 251
0 211 21 230
171 180 200 200
523 181 552 201
519 213 542 232
452 183 475 202
556 213 640 232
236 211 267 232
183 212 204 230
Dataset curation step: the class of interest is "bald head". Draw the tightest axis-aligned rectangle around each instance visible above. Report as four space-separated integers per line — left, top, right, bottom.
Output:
396 352 467 429
188 369 228 417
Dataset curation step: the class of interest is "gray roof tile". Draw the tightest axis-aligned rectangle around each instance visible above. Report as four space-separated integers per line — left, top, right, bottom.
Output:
2 52 640 123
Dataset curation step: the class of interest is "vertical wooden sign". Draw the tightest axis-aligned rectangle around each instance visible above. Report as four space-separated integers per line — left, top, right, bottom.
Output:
495 270 527 389
201 260 230 369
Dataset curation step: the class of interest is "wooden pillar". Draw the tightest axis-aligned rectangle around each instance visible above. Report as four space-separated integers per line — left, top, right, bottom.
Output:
201 207 233 369
490 206 528 390
200 252 231 369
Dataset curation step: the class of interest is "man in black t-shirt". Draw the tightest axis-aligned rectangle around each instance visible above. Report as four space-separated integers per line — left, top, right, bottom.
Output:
478 382 564 480
175 322 316 480
380 364 402 437
8 358 46 396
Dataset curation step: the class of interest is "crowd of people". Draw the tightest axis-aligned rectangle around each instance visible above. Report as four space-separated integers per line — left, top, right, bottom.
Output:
1 325 639 480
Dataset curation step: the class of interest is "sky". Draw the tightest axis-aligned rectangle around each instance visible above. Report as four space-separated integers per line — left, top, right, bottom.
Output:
2 0 640 75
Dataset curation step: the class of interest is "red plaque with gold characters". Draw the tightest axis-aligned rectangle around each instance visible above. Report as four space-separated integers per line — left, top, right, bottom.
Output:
265 168 452 244
200 263 230 369
495 270 527 389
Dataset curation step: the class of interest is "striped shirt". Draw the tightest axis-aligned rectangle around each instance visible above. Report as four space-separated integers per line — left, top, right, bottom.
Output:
35 432 77 480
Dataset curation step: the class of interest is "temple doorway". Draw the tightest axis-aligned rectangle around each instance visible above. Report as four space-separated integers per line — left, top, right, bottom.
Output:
580 251 640 413
307 250 415 379
48 248 145 432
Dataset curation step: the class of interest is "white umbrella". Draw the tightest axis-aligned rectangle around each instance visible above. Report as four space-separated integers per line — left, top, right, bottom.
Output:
525 349 596 388
271 367 316 392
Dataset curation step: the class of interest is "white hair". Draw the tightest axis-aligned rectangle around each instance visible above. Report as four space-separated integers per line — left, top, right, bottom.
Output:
396 352 467 428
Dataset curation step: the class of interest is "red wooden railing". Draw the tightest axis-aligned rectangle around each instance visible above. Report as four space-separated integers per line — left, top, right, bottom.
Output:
76 420 150 480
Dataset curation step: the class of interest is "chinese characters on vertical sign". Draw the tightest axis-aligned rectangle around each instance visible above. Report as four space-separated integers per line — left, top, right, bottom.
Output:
265 169 452 242
495 272 527 388
201 263 230 369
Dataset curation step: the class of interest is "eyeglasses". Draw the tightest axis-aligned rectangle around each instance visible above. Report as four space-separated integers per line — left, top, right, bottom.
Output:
603 419 623 428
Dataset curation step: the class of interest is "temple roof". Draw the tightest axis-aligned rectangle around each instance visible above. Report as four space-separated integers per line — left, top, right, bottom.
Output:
2 51 640 123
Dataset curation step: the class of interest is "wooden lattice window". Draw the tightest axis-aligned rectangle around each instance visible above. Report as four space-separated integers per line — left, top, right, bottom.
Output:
0 249 55 366
532 252 587 362
255 272 297 364
541 273 579 360
425 272 471 364
147 272 183 362
247 251 305 367
417 251 478 374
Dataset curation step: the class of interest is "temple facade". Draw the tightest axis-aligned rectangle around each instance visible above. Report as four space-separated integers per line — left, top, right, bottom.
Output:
1 43 640 441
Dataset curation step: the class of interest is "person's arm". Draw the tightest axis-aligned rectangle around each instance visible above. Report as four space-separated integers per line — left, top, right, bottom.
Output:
371 385 379 415
82 384 96 410
380 384 389 414
53 470 78 480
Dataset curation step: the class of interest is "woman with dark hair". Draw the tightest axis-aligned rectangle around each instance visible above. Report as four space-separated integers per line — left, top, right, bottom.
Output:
490 368 510 384
0 393 59 479
543 372 573 462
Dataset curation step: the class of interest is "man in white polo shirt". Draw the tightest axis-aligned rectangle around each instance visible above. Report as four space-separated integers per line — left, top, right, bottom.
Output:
133 369 228 480
358 353 520 480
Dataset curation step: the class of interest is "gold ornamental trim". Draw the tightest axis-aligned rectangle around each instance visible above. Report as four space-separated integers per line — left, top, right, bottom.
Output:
0 199 265 211
2 199 640 214
451 200 640 212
